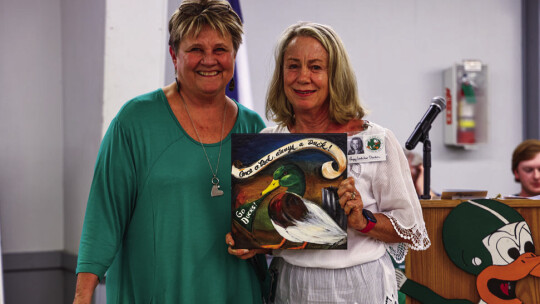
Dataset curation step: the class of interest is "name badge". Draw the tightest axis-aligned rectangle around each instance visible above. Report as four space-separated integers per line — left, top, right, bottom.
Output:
347 132 386 164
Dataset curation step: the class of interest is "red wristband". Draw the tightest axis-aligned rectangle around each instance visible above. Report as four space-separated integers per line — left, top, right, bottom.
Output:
359 220 376 233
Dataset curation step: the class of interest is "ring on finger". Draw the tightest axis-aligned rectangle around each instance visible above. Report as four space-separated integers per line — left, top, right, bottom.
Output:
350 192 356 200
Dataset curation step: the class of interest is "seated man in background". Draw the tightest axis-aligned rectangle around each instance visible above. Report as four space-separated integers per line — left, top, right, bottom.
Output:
512 139 540 198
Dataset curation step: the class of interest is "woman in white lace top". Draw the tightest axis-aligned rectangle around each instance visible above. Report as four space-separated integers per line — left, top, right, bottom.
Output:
227 21 430 303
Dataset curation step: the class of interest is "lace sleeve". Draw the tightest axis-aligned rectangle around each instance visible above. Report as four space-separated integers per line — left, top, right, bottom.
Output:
383 212 431 263
370 129 431 263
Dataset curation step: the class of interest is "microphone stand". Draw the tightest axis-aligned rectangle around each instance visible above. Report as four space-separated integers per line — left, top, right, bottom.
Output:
421 133 432 200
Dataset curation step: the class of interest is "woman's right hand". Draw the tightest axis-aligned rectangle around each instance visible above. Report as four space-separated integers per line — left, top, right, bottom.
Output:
337 177 366 231
226 232 270 259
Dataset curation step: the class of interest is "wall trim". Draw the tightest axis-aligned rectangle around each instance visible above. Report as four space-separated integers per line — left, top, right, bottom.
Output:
3 250 77 273
3 251 78 303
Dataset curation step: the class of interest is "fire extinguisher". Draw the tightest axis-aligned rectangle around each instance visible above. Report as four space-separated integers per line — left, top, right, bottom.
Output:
457 74 476 144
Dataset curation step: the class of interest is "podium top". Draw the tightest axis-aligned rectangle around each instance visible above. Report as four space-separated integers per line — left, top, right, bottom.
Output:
420 199 540 208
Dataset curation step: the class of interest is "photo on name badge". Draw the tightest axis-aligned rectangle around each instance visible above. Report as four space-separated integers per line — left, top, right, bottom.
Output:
347 136 365 156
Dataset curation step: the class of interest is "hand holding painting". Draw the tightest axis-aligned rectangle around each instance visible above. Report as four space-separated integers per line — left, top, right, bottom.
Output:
226 234 268 259
337 177 366 231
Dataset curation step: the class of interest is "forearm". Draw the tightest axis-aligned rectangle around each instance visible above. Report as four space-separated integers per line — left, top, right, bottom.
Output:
73 272 99 304
355 213 413 245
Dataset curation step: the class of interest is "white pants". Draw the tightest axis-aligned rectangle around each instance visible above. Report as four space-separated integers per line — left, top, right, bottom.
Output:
272 253 398 304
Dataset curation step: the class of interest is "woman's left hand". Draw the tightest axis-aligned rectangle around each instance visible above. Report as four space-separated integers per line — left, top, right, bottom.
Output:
337 177 367 231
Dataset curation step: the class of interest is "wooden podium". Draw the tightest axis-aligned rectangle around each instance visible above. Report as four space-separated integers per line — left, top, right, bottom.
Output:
405 199 540 304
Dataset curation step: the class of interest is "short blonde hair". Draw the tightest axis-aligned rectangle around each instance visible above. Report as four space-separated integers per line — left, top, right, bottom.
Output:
168 0 243 54
266 21 366 127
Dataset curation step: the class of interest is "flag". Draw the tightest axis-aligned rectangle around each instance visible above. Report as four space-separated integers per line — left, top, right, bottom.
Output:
227 0 254 110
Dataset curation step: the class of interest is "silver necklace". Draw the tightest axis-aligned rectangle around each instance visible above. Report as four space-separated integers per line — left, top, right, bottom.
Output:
177 84 226 197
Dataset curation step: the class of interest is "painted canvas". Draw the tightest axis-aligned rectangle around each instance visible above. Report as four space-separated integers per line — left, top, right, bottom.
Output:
231 133 348 250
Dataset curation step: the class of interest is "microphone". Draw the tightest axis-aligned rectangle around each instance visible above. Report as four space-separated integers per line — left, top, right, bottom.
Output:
405 97 446 150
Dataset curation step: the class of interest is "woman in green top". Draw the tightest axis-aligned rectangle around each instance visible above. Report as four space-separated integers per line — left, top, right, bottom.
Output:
74 1 266 303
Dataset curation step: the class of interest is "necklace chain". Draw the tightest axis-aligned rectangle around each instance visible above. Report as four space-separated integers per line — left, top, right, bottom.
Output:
177 83 227 185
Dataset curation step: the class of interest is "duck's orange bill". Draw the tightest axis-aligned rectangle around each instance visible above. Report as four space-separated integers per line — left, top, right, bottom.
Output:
476 253 540 304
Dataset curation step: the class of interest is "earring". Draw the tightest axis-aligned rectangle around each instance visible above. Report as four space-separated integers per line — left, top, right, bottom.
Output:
175 77 180 93
228 77 235 92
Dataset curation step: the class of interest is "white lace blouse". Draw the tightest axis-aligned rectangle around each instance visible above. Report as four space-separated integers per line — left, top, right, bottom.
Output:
262 121 430 268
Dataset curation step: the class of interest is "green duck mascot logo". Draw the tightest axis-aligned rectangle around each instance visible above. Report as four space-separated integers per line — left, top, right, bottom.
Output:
366 136 381 151
397 199 540 304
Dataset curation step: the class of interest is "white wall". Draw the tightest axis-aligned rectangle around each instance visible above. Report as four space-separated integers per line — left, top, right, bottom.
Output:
61 0 106 254
102 0 169 133
0 0 64 253
241 0 523 197
64 0 169 254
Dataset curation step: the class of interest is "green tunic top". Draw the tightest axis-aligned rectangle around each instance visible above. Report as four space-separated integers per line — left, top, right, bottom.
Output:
76 89 266 303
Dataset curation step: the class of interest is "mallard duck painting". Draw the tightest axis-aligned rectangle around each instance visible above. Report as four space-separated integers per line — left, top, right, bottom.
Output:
259 164 347 249
230 133 348 250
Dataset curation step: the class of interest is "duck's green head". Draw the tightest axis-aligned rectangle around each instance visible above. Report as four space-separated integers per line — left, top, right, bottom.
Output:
443 199 526 275
261 164 305 196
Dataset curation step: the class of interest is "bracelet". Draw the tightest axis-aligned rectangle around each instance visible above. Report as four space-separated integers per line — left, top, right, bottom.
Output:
358 220 376 233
